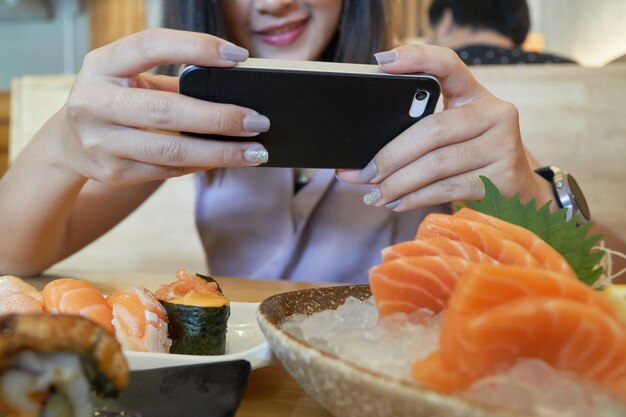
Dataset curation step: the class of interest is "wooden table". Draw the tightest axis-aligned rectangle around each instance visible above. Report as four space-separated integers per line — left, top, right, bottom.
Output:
28 270 334 417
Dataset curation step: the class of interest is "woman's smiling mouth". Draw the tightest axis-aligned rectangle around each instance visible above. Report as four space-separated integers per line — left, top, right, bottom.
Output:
255 18 309 46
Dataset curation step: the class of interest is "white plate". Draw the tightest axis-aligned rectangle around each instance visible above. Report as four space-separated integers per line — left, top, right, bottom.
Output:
125 302 272 371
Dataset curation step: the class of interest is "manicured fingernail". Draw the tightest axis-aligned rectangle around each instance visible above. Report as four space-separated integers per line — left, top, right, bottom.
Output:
374 50 398 65
243 114 270 132
363 188 382 206
219 44 249 62
243 145 269 164
385 199 401 210
359 160 377 182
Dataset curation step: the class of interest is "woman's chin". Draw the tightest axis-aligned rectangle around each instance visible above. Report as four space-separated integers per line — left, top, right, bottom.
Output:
253 42 324 61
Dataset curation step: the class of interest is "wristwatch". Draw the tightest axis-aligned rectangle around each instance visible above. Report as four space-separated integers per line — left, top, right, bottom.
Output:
534 166 590 224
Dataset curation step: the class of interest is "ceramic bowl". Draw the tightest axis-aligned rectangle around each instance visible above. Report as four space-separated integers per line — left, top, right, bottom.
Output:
257 285 522 417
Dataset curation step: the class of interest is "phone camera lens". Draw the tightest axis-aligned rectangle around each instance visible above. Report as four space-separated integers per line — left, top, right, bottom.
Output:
415 90 428 101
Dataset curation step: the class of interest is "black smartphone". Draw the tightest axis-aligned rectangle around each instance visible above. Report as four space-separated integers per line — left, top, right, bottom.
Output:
179 58 440 169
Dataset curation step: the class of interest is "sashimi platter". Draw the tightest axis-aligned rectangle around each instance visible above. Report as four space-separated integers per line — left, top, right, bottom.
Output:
257 177 626 417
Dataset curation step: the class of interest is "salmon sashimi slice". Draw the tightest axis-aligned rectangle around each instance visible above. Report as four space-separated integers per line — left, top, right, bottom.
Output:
107 287 171 353
369 256 472 315
381 237 499 265
417 213 541 267
412 264 626 400
438 264 620 377
446 263 616 318
454 208 575 276
411 351 473 392
42 278 114 333
414 299 626 400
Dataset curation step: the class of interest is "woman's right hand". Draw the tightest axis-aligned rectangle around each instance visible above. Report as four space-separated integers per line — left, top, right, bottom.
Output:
54 28 270 187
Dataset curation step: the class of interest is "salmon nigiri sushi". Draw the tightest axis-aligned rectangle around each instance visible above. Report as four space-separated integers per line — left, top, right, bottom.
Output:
107 286 171 353
41 278 114 333
0 275 44 314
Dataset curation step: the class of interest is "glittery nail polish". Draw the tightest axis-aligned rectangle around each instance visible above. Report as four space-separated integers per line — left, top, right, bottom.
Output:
219 44 249 62
363 188 382 206
243 145 269 164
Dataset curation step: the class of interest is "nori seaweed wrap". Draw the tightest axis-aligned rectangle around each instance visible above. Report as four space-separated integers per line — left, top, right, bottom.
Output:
155 270 230 355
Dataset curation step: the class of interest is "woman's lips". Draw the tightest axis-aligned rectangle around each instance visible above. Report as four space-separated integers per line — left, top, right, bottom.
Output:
256 19 308 46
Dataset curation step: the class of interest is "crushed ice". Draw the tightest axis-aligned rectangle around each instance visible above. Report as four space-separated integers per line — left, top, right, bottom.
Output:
281 296 626 417
462 359 626 417
282 296 442 380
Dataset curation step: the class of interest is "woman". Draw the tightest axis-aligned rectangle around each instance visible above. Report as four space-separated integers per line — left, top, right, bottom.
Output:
0 0 560 282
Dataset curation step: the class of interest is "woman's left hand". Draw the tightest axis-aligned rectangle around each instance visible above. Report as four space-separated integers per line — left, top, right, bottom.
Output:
337 44 552 211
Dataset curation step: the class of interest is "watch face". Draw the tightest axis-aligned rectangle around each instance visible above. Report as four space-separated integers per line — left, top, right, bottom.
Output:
568 175 591 221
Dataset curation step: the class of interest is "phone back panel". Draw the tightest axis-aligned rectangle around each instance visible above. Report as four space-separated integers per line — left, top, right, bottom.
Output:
180 65 440 169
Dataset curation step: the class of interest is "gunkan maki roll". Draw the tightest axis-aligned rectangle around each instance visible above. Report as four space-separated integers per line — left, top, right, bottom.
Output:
155 270 230 355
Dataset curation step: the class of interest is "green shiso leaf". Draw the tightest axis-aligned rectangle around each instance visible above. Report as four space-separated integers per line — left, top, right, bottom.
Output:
464 176 605 286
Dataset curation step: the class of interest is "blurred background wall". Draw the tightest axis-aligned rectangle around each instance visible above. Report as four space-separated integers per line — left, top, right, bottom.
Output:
2 0 626 90
527 0 626 66
0 0 161 90
0 0 88 91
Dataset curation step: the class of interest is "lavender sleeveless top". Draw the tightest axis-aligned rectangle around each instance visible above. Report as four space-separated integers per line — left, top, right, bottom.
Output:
195 168 451 284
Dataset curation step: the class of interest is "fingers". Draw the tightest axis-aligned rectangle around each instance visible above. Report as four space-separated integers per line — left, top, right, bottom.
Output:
384 171 492 209
336 44 530 212
374 96 517 182
361 133 502 208
397 156 524 209
338 121 523 211
81 127 269 170
338 97 503 184
375 44 486 107
91 86 267 137
85 28 248 77
364 134 522 211
87 159 202 188
72 127 269 186
140 74 179 93
60 28 270 186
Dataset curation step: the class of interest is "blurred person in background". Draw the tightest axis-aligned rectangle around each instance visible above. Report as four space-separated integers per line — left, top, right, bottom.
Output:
427 0 576 65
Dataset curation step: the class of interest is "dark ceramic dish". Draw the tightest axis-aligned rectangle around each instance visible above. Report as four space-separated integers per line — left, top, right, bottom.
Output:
257 285 524 417
116 360 251 417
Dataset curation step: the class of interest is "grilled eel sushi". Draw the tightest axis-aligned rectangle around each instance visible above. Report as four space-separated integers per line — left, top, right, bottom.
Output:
0 313 128 417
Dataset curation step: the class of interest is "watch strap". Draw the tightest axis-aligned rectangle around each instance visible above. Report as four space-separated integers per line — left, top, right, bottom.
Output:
534 166 590 224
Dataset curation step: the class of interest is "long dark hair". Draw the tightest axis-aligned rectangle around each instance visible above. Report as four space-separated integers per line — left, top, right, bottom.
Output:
162 0 392 64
